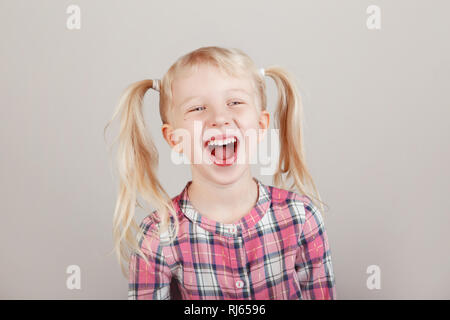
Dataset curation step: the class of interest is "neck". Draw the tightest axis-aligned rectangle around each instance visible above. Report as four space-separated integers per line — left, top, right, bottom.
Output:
188 171 258 224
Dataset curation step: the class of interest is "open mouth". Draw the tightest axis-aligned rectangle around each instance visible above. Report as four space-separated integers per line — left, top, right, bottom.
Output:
204 136 238 166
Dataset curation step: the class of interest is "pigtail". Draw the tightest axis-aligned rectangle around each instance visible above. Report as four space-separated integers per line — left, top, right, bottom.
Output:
104 79 179 278
265 67 328 214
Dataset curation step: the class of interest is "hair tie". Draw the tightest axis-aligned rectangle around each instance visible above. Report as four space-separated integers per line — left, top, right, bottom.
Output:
259 68 265 77
152 79 160 92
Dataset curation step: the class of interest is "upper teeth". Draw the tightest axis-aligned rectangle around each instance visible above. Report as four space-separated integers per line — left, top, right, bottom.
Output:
207 137 236 147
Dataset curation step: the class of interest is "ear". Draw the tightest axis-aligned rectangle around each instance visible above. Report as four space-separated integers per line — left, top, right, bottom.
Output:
161 123 183 153
257 110 270 143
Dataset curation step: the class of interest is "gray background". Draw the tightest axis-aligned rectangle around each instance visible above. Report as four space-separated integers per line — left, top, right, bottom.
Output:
1 0 449 299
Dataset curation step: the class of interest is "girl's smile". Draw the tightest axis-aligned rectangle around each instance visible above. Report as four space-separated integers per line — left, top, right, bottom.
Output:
204 134 239 166
203 134 239 167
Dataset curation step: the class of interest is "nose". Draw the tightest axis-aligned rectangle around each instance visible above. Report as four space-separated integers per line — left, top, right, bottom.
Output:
207 104 231 128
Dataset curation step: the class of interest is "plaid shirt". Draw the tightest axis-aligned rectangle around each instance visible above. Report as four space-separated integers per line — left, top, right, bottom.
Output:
128 178 337 300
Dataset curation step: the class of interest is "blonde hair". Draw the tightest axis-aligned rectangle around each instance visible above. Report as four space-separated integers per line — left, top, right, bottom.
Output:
104 46 329 278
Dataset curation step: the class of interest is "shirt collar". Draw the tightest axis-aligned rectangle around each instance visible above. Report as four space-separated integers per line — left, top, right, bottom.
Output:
175 177 271 238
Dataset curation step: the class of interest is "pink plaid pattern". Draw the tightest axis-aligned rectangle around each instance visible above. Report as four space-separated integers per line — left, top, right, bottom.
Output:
128 178 336 300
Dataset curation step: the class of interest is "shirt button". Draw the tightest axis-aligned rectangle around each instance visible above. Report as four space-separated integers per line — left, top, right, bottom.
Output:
235 280 244 289
228 225 237 234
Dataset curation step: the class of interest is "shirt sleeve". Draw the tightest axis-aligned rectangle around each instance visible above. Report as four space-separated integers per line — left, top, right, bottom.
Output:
128 219 173 300
295 198 337 299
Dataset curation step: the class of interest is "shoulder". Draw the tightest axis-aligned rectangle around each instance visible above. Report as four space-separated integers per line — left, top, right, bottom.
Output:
136 214 163 253
138 190 186 234
136 192 187 246
138 214 160 235
266 184 319 225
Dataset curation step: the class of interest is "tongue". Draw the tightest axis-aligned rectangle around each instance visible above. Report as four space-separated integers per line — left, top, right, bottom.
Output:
214 144 234 160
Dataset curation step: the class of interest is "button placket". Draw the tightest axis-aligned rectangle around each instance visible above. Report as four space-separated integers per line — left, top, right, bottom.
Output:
228 225 237 235
233 236 249 293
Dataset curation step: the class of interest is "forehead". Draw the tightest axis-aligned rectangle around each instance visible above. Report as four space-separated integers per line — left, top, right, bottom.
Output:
172 64 255 102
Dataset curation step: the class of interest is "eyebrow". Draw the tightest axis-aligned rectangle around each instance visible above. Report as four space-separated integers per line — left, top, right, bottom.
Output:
178 88 251 109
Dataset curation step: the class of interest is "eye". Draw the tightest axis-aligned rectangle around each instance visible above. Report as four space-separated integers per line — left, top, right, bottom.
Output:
189 106 206 112
229 101 242 106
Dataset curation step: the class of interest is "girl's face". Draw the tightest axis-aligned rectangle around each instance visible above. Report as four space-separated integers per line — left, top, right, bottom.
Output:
162 64 270 185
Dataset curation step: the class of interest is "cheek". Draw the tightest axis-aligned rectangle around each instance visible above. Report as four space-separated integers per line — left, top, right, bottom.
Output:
176 124 202 161
237 125 261 159
234 107 259 125
170 123 194 153
236 112 261 138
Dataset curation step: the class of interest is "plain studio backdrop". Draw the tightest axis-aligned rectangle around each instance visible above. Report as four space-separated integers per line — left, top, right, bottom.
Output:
1 0 449 299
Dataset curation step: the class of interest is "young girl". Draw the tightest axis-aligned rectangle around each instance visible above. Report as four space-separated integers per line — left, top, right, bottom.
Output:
106 46 336 300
